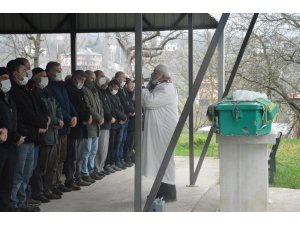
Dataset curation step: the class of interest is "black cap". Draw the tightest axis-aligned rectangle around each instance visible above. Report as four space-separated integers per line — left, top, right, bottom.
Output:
0 67 9 77
72 70 88 78
32 67 45 76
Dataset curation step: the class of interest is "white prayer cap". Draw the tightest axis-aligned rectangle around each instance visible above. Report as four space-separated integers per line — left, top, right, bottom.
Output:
154 64 169 76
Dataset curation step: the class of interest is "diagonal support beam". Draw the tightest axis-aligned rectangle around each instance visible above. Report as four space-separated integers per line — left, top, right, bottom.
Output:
143 13 230 212
223 13 259 97
171 13 187 29
55 14 71 31
19 14 38 31
142 15 154 29
191 13 259 185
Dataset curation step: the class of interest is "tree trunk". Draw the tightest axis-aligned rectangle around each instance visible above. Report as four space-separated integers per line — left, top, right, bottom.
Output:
33 34 42 67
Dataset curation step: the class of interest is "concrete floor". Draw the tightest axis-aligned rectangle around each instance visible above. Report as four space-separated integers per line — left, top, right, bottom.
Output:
40 157 300 212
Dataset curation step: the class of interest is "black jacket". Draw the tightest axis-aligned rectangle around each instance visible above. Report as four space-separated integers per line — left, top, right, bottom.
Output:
10 81 48 144
97 88 113 130
107 89 126 130
127 91 135 132
32 87 63 145
0 92 20 148
117 87 135 117
65 79 90 139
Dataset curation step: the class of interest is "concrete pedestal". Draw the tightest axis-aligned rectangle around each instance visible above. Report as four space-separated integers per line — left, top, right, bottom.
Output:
217 134 276 212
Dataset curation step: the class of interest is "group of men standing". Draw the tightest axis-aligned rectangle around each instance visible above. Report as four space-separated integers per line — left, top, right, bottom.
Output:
0 58 135 212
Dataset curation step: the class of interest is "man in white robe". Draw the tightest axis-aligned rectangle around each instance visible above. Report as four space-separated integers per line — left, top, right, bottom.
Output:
142 64 179 202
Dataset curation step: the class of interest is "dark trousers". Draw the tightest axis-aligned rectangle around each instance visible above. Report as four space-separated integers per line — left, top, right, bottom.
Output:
106 127 121 166
124 129 134 162
54 135 68 187
31 145 57 197
65 138 84 186
0 145 17 211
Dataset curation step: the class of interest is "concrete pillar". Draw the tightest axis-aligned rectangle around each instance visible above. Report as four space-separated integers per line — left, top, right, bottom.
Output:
217 134 276 211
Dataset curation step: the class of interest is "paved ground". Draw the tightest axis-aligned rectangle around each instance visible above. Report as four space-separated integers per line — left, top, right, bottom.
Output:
40 157 300 212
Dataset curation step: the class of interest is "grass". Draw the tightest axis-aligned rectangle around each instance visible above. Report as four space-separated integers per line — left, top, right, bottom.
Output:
176 133 219 158
175 133 300 189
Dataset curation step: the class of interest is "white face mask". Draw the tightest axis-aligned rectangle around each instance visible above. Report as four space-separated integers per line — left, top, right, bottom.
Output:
18 76 29 86
39 77 49 89
0 79 11 93
110 89 118 95
27 70 33 80
120 81 126 88
98 77 106 86
76 82 84 90
55 72 63 81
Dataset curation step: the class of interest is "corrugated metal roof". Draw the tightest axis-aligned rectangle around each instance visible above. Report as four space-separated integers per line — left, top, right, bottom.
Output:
0 13 218 34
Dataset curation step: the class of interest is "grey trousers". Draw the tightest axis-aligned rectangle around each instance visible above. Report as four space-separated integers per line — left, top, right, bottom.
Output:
65 138 85 185
94 129 110 173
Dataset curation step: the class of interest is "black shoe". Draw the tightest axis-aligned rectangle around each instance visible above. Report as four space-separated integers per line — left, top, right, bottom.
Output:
96 171 106 177
90 172 104 180
76 179 91 186
8 207 21 212
122 161 134 167
164 197 177 202
18 203 40 212
100 170 110 175
66 183 81 191
58 184 72 192
32 195 50 203
111 164 122 171
125 159 134 167
27 197 42 206
116 163 126 170
52 188 63 196
45 192 62 200
82 176 96 183
104 165 116 173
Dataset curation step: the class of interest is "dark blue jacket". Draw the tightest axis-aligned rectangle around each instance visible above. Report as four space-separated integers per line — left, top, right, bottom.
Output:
47 80 78 136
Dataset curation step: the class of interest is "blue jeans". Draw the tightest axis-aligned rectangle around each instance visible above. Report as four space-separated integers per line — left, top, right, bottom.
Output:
25 145 39 200
81 137 99 177
10 143 34 208
115 121 128 164
33 146 39 170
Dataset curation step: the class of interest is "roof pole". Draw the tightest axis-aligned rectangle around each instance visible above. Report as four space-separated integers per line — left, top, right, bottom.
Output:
70 13 77 74
134 13 143 212
188 13 195 186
